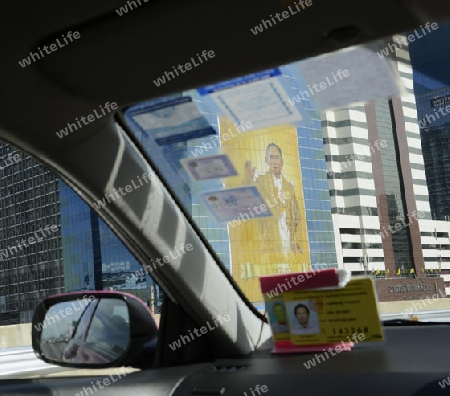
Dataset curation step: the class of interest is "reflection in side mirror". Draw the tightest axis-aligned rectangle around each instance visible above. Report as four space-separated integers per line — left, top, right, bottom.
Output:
40 297 130 365
32 292 158 369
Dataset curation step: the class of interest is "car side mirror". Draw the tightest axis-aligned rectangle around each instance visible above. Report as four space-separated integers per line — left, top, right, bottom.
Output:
32 291 158 369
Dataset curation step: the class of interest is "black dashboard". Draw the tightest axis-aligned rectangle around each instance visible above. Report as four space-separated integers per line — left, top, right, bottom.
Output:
1 326 450 395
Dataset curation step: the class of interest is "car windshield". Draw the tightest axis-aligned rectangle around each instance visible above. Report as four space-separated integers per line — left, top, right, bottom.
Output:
2 15 450 381
121 22 450 316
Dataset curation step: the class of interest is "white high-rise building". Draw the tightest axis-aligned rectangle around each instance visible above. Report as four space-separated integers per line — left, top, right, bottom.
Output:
322 36 450 297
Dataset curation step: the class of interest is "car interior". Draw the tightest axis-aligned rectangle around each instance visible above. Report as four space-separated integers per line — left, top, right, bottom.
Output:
2 0 450 394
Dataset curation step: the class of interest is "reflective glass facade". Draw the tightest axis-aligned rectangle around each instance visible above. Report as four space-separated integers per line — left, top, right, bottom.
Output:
60 181 154 302
0 142 159 326
279 64 337 267
124 63 338 305
419 125 450 220
0 143 62 324
409 22 450 220
375 99 414 271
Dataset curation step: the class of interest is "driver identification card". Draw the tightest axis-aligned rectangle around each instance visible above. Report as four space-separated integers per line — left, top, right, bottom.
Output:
284 277 384 345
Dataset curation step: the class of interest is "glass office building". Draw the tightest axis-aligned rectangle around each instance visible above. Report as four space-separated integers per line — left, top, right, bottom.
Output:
374 98 416 272
125 63 338 305
320 35 448 299
60 181 155 300
0 141 159 326
0 143 62 324
279 64 338 269
409 22 450 220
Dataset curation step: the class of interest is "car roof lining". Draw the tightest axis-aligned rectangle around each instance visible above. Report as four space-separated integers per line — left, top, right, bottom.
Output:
1 0 449 160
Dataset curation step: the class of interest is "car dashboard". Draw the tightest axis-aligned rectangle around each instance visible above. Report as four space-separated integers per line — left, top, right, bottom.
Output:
1 325 449 396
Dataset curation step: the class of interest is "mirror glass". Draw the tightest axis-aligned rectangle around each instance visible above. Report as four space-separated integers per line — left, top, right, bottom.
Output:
39 297 130 365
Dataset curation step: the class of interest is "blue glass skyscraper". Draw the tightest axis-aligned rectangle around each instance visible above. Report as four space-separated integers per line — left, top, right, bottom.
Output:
409 22 450 220
60 180 155 301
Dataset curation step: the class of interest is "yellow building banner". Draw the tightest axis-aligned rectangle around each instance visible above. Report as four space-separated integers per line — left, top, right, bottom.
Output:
220 118 311 302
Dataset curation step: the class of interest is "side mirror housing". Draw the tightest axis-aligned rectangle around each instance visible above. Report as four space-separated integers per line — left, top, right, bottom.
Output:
32 291 158 369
